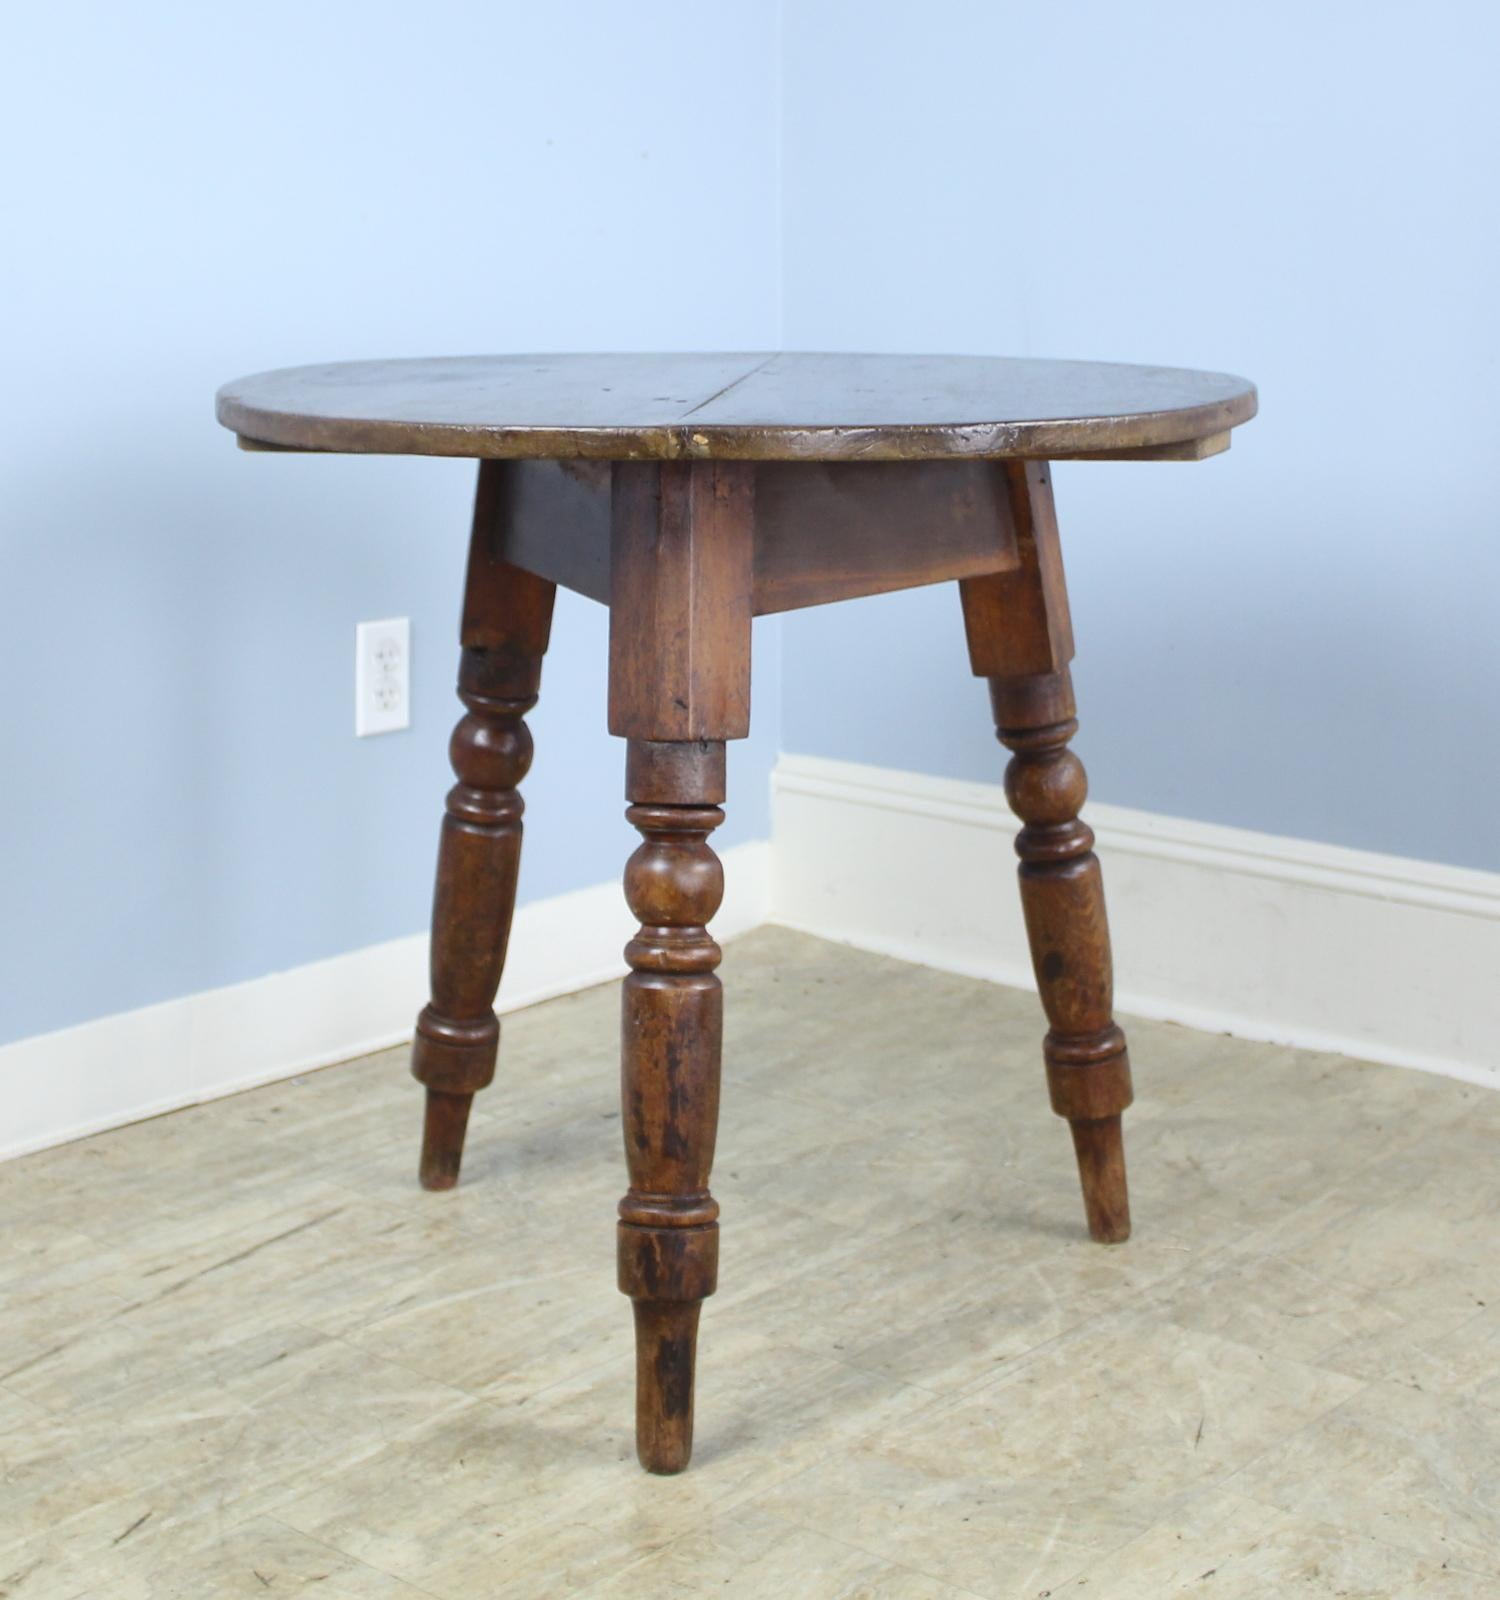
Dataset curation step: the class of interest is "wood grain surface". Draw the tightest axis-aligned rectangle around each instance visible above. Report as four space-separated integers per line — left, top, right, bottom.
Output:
217 351 1256 462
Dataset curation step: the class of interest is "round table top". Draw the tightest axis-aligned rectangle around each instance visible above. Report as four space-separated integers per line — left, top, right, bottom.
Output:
216 351 1256 463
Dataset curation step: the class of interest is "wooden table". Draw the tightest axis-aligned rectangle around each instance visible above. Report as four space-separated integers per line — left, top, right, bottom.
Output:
217 352 1257 1473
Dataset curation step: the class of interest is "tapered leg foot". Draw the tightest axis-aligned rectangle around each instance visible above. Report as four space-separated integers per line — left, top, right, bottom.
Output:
632 1299 703 1474
1069 1113 1131 1243
418 1088 475 1192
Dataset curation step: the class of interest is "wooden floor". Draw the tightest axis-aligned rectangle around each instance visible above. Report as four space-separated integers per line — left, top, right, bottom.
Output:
4 928 1499 1598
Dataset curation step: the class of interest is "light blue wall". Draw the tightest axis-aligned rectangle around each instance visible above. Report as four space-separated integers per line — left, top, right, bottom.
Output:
779 2 1500 872
7 3 1496 1050
0 4 782 1045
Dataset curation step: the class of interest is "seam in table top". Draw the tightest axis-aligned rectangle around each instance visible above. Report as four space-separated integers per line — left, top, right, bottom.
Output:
678 354 779 420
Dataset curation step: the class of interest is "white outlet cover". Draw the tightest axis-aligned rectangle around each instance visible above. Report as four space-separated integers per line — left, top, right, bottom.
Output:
355 617 411 736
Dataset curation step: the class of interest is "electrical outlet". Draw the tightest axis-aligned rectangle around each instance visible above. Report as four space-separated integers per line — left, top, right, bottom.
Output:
355 618 410 736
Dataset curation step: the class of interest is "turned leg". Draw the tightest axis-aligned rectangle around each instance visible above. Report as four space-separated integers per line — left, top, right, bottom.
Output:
960 462 1133 1243
617 739 726 1473
409 649 536 1189
992 669 1132 1242
606 459 753 1473
410 462 555 1189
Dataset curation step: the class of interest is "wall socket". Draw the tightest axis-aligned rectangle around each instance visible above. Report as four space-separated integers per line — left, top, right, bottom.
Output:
355 618 410 736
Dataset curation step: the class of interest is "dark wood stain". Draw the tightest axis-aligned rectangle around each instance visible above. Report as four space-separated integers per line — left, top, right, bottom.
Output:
216 351 1257 1473
408 463 555 1191
750 460 1019 613
613 733 730 1472
608 460 754 742
961 463 1135 1244
217 351 1256 462
496 457 1023 617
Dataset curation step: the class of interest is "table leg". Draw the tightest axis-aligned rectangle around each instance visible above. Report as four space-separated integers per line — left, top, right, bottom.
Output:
992 668 1133 1242
960 463 1133 1243
615 738 726 1473
604 458 751 1471
409 463 555 1190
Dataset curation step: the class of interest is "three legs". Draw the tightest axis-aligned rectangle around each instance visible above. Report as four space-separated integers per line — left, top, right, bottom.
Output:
961 462 1134 1242
413 454 1128 1478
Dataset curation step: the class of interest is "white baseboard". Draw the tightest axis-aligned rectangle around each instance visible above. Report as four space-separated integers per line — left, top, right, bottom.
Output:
770 754 1500 1089
9 752 1497 1166
0 840 770 1163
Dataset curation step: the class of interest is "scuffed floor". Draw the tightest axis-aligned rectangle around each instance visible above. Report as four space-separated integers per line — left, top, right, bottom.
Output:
3 927 1498 1596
